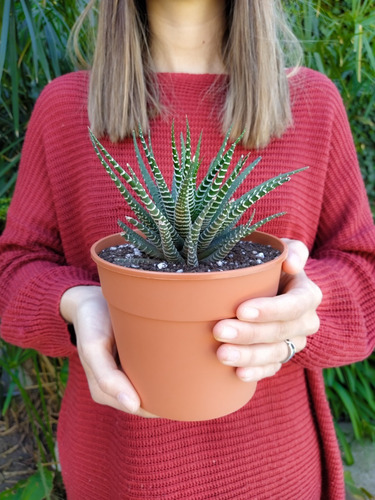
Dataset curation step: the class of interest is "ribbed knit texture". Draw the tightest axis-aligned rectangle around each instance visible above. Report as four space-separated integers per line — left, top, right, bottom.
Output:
0 68 374 499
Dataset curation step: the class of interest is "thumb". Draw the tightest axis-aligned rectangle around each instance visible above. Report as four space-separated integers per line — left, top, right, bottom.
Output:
281 238 309 275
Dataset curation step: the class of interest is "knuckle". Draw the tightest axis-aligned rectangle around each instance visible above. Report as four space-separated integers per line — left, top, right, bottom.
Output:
311 313 320 334
303 311 320 335
311 281 323 306
242 325 256 344
77 342 87 361
300 337 307 350
87 380 104 404
77 342 97 364
274 362 282 373
270 363 282 377
277 321 288 342
90 390 103 405
294 240 309 261
243 346 255 365
289 302 302 322
96 375 114 395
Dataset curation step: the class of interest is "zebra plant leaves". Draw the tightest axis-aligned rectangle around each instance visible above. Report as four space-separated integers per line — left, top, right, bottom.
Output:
89 121 307 266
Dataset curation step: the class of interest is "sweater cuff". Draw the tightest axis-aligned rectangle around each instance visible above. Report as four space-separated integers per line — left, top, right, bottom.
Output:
0 266 99 358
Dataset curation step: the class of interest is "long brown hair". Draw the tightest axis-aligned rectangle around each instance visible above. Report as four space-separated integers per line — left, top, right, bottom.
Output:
70 0 302 149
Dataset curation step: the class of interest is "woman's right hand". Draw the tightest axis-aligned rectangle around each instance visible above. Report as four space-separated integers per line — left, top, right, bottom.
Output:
60 285 157 417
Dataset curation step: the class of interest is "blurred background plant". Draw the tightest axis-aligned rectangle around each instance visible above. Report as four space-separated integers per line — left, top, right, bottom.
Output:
0 0 96 232
0 344 67 497
0 0 374 497
286 0 375 215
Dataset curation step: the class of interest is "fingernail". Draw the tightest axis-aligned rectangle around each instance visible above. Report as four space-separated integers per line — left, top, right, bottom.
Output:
118 393 139 413
239 308 259 320
288 252 302 271
222 348 240 363
217 326 237 340
240 368 255 382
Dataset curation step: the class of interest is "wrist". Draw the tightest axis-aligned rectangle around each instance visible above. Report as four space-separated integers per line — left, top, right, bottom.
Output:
60 285 102 324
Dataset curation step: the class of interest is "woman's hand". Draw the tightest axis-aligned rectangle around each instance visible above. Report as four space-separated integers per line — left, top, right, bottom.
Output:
60 285 157 417
213 239 323 382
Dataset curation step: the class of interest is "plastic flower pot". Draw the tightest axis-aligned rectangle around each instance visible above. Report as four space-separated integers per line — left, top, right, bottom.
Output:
91 231 287 421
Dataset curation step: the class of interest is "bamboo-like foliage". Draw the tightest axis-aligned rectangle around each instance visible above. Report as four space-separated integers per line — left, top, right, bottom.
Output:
0 0 94 206
90 122 306 266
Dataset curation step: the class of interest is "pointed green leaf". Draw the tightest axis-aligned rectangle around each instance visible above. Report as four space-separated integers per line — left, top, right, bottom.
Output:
185 231 199 267
158 220 185 263
125 216 163 250
206 155 260 225
118 220 164 259
228 167 308 224
0 0 11 82
183 117 192 178
197 131 245 227
182 195 217 260
195 126 232 206
90 129 183 247
8 3 19 136
89 129 158 232
197 200 235 253
174 169 194 239
171 121 182 200
138 125 175 221
132 130 165 214
201 212 284 262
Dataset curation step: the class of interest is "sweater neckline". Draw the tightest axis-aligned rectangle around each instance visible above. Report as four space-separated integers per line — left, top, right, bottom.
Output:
156 72 228 82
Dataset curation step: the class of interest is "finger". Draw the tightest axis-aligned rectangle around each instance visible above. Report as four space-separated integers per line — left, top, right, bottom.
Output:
79 344 140 412
281 238 309 275
78 336 142 412
236 363 282 382
80 352 158 417
235 272 322 323
216 336 306 368
213 311 319 345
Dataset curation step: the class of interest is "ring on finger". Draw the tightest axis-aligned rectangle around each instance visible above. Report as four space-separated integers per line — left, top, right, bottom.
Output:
281 339 296 364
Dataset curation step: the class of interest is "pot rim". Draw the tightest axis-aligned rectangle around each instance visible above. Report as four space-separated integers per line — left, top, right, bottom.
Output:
90 231 288 281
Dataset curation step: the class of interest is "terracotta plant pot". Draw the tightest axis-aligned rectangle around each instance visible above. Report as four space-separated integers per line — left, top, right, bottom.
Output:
91 231 287 421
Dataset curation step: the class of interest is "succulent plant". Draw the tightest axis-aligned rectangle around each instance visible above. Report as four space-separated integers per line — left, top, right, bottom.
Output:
89 122 306 267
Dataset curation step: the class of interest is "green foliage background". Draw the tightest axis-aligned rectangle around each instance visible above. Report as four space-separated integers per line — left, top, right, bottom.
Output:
286 0 375 213
0 0 374 496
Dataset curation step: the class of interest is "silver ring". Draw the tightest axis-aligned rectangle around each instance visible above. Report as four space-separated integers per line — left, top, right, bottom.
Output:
282 339 296 364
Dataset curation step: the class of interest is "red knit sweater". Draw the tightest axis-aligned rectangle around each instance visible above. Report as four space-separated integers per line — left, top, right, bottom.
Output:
1 69 375 499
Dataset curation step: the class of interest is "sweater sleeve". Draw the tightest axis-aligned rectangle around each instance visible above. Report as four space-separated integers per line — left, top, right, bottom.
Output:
0 86 98 358
294 84 375 369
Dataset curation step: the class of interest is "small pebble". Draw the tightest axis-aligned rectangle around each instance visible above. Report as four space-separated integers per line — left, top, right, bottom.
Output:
257 252 265 259
157 262 168 270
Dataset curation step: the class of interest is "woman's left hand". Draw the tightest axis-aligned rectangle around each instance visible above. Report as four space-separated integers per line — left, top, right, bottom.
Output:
213 238 323 382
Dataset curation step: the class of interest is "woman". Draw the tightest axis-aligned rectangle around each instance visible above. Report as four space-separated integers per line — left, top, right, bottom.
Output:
1 0 374 498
